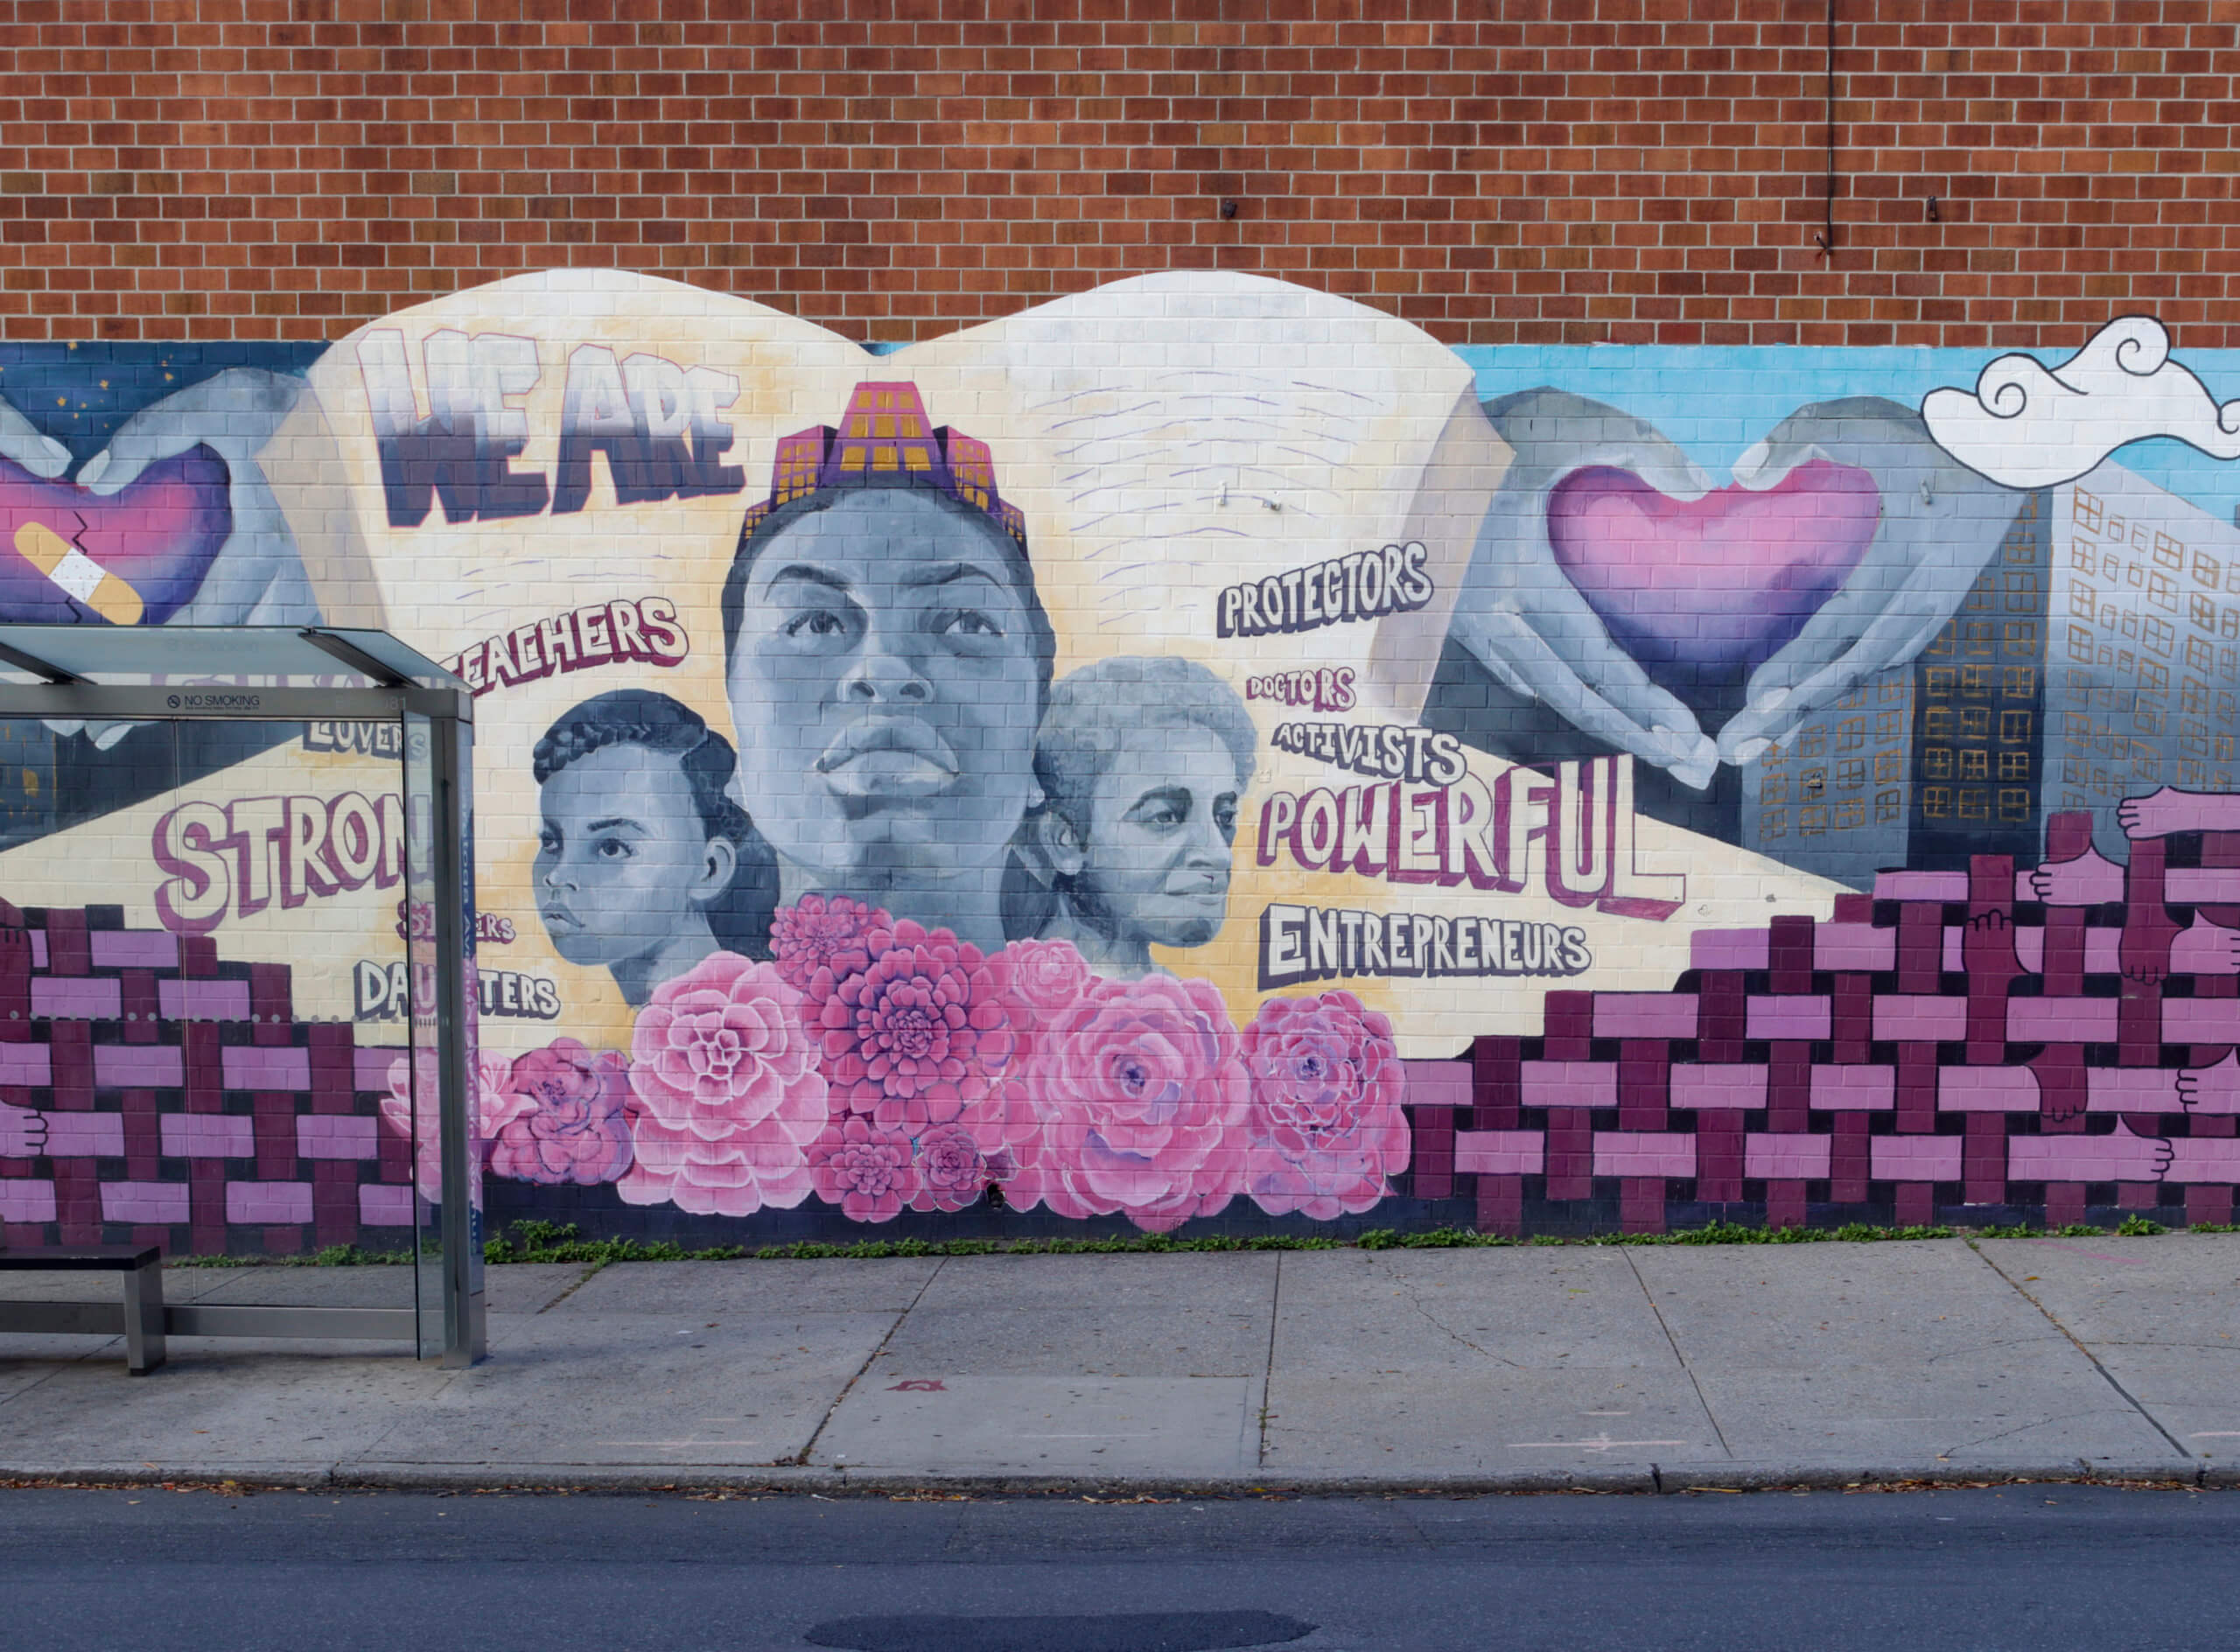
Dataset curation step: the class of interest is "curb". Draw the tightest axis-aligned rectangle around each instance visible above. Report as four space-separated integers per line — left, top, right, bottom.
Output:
4 1460 2230 1497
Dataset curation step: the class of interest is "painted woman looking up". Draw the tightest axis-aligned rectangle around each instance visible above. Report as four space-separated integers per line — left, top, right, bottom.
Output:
719 422 1056 954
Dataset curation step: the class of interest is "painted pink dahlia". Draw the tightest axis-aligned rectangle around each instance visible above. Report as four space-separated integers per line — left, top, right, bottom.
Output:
815 920 1018 1133
769 893 892 998
379 1049 529 1206
809 1116 917 1223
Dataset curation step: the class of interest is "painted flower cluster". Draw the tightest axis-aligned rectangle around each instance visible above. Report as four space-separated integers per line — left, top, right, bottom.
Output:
378 1038 634 1203
418 899 1411 1231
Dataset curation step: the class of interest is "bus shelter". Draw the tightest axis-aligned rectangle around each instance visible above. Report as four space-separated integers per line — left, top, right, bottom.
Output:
0 625 481 1366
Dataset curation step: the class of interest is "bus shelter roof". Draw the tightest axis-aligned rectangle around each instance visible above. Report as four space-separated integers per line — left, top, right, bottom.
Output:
0 625 465 691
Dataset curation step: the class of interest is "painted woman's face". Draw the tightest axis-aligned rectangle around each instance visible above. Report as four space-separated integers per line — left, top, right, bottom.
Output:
726 490 1044 888
1079 724 1242 950
534 745 732 968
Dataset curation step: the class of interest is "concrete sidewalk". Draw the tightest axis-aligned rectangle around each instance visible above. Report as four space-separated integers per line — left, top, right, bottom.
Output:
4 1235 2239 1493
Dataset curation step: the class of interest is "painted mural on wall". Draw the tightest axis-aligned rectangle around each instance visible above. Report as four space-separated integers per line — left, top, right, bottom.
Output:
6 273 2240 1249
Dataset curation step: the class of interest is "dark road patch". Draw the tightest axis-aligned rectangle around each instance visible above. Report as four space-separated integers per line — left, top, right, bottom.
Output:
804 1609 1316 1652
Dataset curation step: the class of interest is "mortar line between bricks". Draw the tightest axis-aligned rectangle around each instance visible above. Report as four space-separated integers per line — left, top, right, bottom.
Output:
1966 1238 2192 1461
1622 1250 1734 1460
1256 1250 1282 1468
794 1256 946 1471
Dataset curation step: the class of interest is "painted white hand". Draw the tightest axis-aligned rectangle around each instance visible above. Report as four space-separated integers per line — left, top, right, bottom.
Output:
1449 390 1718 789
1716 398 2028 766
76 368 319 626
0 392 71 479
2171 916 2240 977
2104 1120 2176 1183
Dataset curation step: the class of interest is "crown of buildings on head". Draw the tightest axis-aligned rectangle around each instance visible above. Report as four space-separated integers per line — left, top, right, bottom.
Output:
739 382 1027 545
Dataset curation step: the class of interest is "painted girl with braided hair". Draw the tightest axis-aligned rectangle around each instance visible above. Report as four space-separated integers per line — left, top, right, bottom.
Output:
530 689 778 1007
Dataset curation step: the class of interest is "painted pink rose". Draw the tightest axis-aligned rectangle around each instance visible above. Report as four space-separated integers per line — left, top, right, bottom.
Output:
815 920 1019 1133
809 1116 917 1223
616 950 828 1217
956 1074 1045 1163
487 1040 634 1186
379 1050 530 1205
1007 972 1249 1232
1003 937 1094 1019
479 1051 533 1138
1242 991 1410 1219
770 894 892 998
942 938 1092 1164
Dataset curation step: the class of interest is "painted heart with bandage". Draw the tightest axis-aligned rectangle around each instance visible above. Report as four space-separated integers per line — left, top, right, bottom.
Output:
0 445 232 625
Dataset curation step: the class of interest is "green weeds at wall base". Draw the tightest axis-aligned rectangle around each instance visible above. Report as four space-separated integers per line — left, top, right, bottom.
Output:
1978 1217 2180 1238
486 1218 1967 1261
480 1221 1348 1264
162 1213 2240 1269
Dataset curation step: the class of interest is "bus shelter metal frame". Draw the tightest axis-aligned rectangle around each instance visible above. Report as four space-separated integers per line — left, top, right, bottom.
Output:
0 626 484 1366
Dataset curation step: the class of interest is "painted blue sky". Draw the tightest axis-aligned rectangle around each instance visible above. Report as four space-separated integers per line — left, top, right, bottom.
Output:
0 342 327 471
1457 342 2240 528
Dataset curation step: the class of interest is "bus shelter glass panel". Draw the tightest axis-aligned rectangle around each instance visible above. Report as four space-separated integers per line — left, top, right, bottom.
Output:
0 713 433 1347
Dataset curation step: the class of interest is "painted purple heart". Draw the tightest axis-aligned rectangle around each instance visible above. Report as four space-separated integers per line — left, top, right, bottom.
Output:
1547 458 1880 694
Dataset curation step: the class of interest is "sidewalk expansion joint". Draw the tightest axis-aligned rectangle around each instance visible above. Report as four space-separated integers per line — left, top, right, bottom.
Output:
1256 1251 1281 1468
1965 1238 2192 1461
792 1255 946 1469
535 1262 608 1313
1623 1250 1733 1461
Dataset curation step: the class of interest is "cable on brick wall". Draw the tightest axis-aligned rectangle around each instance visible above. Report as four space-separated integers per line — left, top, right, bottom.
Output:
1816 0 1839 259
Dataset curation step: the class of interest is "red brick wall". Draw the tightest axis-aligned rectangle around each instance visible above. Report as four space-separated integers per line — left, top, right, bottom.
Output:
4 0 2239 346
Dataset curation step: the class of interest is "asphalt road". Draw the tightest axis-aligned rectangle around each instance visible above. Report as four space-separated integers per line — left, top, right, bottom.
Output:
8 1483 2237 1651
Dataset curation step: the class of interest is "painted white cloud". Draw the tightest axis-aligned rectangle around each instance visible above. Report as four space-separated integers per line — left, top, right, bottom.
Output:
1922 316 2240 488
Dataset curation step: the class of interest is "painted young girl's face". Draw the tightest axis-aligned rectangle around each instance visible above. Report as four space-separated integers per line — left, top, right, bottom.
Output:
534 745 733 968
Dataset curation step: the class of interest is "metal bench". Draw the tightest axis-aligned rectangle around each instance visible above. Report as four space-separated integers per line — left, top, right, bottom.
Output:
0 1249 424 1373
0 1245 167 1374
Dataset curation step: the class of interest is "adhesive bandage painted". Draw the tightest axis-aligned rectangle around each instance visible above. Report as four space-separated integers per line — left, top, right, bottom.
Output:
12 521 144 625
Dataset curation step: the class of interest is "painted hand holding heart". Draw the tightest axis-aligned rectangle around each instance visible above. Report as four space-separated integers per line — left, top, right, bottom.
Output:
1447 389 2028 790
0 367 312 631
